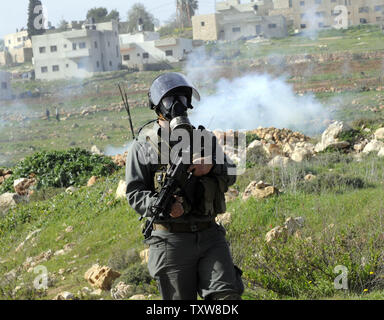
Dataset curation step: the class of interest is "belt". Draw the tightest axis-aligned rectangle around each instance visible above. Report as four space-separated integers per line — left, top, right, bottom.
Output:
153 221 215 233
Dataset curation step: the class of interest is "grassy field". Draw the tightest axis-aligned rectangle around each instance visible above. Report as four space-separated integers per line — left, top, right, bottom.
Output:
1 25 384 300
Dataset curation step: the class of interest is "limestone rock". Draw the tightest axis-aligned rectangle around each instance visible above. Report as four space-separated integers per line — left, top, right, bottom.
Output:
304 174 316 182
53 292 75 300
315 121 351 152
84 264 121 290
291 147 312 162
115 180 128 200
362 140 384 154
265 216 305 244
374 128 384 140
13 178 36 196
378 148 384 157
243 181 279 201
265 226 287 243
0 193 27 216
87 176 98 187
91 145 103 155
65 187 78 195
111 282 133 300
268 155 290 167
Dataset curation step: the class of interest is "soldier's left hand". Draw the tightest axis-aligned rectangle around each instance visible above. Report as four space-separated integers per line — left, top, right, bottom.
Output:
188 157 214 177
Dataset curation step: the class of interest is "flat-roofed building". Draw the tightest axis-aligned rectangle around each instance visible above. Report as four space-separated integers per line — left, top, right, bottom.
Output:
32 21 121 80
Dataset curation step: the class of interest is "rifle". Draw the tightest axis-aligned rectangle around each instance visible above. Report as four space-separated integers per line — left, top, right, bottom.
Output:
118 83 136 140
141 152 194 239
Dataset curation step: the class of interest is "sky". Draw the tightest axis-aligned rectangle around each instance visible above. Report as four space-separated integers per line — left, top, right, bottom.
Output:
0 0 216 38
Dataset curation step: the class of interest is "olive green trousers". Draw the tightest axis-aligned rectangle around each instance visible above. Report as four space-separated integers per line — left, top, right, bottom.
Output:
145 223 244 300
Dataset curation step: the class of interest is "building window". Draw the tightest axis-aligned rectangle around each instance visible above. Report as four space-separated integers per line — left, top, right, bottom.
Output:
17 37 21 42
358 7 369 13
96 61 100 68
268 24 277 29
289 0 292 8
201 21 205 27
108 41 111 47
41 66 48 73
377 17 382 21
301 24 307 29
1 82 7 89
375 6 383 12
109 61 112 67
50 45 57 52
72 43 77 50
52 65 59 72
39 47 46 54
64 44 67 49
143 52 149 59
66 64 69 68
79 42 86 49
232 27 241 33
23 36 27 41
116 46 119 58
318 22 324 28
123 55 130 61
94 41 98 49
137 53 141 57
360 18 368 24
331 0 336 2
316 12 325 18
165 50 173 56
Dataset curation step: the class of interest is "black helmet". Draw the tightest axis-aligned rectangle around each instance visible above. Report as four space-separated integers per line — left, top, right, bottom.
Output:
148 72 200 110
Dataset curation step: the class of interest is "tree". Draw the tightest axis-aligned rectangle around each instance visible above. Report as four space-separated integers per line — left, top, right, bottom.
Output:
86 7 120 23
56 19 69 32
126 3 156 33
177 0 199 28
27 0 46 39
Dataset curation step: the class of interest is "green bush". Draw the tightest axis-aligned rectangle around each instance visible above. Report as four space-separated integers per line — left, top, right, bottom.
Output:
108 249 141 271
297 172 365 194
118 263 152 286
0 148 118 194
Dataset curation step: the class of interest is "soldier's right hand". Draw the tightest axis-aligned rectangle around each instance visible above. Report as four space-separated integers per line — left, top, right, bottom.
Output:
170 196 184 218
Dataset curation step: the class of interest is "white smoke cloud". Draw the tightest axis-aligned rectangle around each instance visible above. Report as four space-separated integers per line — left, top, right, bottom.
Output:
185 48 328 135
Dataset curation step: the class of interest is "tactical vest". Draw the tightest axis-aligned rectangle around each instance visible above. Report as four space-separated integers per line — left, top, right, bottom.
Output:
142 122 227 218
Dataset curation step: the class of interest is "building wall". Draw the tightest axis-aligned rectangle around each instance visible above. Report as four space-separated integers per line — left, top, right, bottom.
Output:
32 21 121 80
120 36 194 69
192 14 220 41
0 71 12 100
4 30 31 50
270 0 384 30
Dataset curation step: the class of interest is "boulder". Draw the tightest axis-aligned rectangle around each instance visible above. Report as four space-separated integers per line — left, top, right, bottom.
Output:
65 187 78 195
374 128 384 140
13 178 36 196
115 180 128 200
53 292 75 300
265 226 287 243
91 145 103 155
84 264 121 290
87 176 98 187
0 193 27 216
268 155 290 167
304 174 317 182
362 140 384 154
378 148 384 157
291 147 313 162
242 181 279 201
111 282 133 300
315 121 351 152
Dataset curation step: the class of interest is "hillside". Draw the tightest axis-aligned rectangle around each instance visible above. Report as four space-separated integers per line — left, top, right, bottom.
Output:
1 25 384 300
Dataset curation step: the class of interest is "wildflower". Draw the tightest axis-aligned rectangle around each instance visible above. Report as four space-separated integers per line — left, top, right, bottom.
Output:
369 272 374 275
363 289 368 292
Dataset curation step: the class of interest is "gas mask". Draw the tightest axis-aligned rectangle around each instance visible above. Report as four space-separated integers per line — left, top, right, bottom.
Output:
159 95 194 132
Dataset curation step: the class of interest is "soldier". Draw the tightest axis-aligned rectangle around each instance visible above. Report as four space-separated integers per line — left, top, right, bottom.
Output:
125 72 243 300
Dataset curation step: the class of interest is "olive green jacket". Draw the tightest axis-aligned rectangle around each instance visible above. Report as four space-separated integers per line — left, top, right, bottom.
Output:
125 122 236 222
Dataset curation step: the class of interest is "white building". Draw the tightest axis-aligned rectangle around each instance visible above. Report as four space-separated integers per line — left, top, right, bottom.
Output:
1 29 33 65
119 32 198 70
0 71 12 100
32 21 121 80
